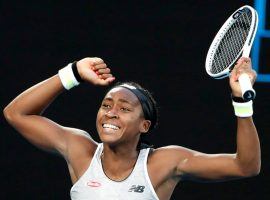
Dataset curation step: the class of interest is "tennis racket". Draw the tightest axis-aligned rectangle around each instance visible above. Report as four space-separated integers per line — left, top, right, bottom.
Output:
205 5 258 101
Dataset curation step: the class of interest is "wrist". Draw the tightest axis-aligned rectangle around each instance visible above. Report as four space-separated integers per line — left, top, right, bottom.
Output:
231 94 250 103
71 61 84 83
232 94 253 117
58 62 83 90
231 91 242 98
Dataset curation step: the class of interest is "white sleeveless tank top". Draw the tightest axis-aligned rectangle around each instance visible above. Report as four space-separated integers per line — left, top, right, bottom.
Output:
70 143 159 200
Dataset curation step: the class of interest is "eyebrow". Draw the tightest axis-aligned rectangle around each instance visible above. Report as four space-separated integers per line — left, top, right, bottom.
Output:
103 97 133 105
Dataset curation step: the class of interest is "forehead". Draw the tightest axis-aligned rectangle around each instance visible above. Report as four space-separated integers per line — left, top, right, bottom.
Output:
104 87 140 105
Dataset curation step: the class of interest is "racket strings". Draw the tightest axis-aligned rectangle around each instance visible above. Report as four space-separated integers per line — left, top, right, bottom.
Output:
210 10 252 74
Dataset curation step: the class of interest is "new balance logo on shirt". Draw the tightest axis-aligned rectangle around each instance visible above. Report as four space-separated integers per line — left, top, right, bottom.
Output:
86 181 145 193
128 185 145 193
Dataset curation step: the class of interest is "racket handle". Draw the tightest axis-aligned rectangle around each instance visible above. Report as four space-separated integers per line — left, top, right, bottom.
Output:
238 73 256 101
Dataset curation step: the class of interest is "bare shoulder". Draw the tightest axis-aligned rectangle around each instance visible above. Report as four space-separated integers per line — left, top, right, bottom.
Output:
149 145 195 162
64 127 96 142
63 127 98 160
63 127 99 183
148 145 196 175
146 145 195 193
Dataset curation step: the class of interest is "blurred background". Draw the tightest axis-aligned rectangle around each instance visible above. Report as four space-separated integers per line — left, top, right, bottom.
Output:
1 0 269 199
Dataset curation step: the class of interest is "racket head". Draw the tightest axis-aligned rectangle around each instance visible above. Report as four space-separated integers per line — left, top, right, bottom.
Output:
205 5 258 79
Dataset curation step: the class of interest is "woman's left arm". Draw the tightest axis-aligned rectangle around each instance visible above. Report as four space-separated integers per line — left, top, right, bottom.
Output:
174 57 260 181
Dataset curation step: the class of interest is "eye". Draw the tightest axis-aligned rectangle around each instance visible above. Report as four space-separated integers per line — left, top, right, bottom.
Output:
120 107 131 112
101 103 111 109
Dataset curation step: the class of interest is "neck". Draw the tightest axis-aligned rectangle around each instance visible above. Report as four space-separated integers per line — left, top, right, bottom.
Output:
103 141 139 161
101 141 140 181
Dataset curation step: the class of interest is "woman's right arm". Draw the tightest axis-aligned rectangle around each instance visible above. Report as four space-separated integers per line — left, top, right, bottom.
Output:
3 57 115 157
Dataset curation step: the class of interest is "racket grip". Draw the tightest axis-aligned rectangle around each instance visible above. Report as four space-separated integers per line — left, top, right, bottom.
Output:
238 73 256 101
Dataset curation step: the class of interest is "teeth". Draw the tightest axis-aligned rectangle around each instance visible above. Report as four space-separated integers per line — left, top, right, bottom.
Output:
102 124 120 130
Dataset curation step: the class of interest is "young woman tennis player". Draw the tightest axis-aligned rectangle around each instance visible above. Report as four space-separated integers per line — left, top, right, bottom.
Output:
4 57 260 200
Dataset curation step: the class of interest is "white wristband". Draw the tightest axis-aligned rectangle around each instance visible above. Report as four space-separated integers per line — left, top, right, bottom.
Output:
232 100 253 117
58 63 80 90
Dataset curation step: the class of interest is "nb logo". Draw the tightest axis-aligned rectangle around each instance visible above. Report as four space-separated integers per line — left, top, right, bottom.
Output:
128 185 145 193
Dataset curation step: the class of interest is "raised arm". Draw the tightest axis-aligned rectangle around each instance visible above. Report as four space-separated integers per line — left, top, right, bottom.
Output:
177 57 260 181
3 57 115 157
153 57 260 183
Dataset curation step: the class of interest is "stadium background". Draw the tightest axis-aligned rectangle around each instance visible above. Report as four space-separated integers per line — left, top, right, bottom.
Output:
1 0 269 199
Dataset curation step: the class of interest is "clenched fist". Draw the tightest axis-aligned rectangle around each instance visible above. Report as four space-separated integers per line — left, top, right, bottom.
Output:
77 57 115 86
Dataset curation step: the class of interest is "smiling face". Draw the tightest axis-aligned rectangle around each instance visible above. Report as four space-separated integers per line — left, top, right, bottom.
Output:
96 87 151 147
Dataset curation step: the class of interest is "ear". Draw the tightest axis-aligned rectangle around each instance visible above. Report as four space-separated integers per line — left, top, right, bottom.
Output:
139 120 151 133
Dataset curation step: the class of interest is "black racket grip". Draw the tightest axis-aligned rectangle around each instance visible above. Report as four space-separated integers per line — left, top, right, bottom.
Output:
243 90 256 101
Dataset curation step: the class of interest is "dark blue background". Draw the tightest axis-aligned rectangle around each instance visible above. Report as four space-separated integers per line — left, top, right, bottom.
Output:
1 1 269 199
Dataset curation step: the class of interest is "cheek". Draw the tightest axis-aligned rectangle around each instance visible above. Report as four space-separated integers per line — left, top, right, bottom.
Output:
96 109 103 124
124 115 143 131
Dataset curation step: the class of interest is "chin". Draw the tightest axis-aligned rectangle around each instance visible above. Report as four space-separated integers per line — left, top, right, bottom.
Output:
100 138 122 148
98 130 121 145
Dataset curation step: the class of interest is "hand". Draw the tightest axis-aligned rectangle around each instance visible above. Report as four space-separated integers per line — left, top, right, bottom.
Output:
76 57 115 86
229 57 257 97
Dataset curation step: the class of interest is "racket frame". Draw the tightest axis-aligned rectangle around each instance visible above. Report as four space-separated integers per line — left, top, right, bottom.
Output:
205 5 258 79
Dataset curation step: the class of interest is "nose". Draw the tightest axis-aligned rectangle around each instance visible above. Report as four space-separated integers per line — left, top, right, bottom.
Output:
105 109 119 119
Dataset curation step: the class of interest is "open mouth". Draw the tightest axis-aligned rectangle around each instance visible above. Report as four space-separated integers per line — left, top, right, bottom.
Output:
102 123 120 130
